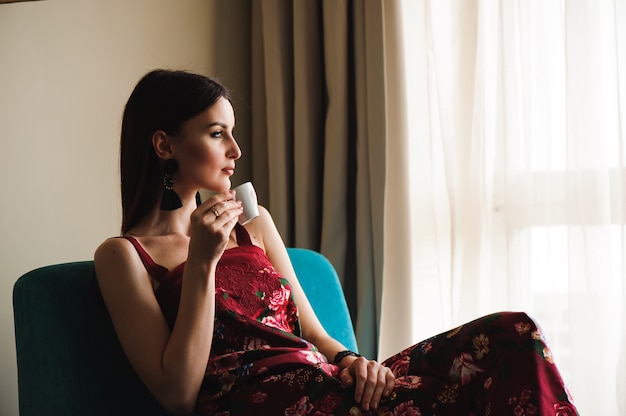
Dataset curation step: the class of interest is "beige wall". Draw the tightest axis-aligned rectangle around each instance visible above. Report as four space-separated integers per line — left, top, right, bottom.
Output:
0 1 250 414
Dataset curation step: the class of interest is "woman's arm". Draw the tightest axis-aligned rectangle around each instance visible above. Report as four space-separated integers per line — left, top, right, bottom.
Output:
252 206 395 412
94 193 242 415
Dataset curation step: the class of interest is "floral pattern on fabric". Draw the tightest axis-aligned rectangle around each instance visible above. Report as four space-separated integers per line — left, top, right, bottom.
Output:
150 236 578 415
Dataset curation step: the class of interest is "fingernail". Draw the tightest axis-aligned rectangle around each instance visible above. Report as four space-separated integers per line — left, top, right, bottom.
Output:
362 403 369 411
373 402 378 410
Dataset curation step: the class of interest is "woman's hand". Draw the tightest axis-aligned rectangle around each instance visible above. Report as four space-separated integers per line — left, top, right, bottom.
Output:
188 190 243 263
339 357 395 411
255 206 395 410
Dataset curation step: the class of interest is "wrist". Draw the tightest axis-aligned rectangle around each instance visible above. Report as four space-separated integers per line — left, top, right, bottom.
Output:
333 350 361 365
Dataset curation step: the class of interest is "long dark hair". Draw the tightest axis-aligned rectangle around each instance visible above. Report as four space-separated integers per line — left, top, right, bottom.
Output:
120 69 231 234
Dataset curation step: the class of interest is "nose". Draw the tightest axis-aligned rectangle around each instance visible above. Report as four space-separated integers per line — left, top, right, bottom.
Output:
228 137 242 160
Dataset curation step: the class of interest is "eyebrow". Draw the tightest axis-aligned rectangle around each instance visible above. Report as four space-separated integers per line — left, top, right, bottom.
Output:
205 121 228 129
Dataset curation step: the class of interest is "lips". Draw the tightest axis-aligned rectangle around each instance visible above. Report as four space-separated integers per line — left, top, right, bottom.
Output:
222 167 235 176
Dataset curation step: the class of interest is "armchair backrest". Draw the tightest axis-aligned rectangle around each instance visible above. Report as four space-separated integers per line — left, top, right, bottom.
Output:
13 248 356 416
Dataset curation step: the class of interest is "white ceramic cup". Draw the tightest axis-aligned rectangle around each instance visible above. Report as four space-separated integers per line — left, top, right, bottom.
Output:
233 182 259 225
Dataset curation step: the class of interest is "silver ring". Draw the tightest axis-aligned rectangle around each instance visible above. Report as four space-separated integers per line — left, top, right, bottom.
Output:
210 206 220 218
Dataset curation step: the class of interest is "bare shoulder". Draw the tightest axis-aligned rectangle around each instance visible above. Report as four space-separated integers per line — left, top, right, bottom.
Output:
256 205 275 226
94 237 149 288
94 237 135 270
95 236 131 258
243 205 281 249
250 206 292 260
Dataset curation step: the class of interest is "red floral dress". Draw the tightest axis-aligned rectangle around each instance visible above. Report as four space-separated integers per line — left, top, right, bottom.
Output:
124 225 579 416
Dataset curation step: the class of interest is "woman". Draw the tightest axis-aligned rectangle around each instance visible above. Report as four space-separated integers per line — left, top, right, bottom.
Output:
95 69 578 415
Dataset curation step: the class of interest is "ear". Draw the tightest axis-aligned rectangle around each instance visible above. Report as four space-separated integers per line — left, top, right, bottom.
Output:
152 130 174 160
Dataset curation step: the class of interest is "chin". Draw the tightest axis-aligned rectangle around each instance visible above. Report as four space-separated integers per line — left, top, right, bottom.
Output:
206 179 232 193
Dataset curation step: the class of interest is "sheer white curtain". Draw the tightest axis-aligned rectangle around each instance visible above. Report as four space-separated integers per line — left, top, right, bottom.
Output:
380 1 626 413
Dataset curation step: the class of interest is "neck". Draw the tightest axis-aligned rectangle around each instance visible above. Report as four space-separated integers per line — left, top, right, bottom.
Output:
129 193 198 237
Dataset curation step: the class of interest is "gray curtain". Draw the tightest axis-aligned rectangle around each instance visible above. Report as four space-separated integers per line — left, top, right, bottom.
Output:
249 0 389 359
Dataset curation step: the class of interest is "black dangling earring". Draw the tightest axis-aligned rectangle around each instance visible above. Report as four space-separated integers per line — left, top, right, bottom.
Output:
160 159 183 211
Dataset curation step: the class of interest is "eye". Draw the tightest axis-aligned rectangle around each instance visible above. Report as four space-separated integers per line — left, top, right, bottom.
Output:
210 130 223 139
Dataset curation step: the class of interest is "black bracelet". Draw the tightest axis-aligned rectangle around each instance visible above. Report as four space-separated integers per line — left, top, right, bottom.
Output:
333 350 361 364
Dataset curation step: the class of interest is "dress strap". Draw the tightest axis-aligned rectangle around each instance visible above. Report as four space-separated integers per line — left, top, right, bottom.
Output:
234 223 253 246
121 236 169 282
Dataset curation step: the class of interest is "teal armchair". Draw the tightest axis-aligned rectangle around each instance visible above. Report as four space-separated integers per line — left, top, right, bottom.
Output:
13 248 357 416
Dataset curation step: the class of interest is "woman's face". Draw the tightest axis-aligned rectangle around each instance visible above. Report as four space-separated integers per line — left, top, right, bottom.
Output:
171 96 241 193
